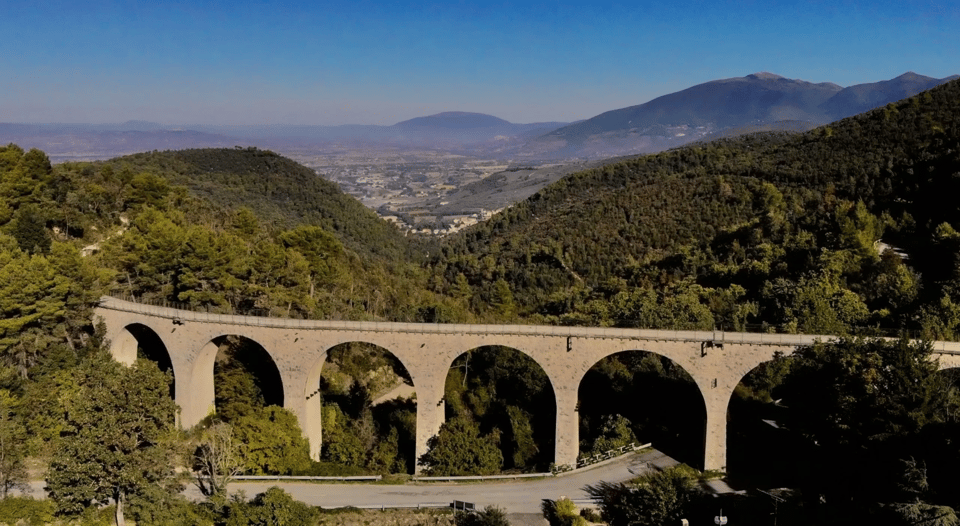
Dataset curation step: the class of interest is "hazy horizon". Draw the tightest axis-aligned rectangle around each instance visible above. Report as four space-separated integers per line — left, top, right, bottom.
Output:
3 0 958 126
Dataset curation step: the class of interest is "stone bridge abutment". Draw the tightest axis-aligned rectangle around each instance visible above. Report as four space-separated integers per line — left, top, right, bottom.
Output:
95 297 960 474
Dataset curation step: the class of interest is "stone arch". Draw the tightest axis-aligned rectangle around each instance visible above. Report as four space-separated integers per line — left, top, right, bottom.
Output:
936 352 960 372
725 355 800 487
440 345 558 472
111 321 169 366
114 323 176 397
577 349 708 469
187 334 284 427
304 341 418 471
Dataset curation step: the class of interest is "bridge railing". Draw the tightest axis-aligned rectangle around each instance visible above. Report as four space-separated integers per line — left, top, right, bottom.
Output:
97 295 960 353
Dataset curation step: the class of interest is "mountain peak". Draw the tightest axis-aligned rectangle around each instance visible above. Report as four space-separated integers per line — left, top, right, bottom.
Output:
430 111 490 118
394 112 512 129
895 71 922 80
747 72 785 80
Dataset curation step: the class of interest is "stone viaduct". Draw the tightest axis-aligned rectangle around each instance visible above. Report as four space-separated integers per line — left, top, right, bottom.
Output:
94 296 960 474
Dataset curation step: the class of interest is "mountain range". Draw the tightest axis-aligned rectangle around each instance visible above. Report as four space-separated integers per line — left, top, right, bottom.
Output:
524 71 959 158
434 75 960 330
1 71 955 162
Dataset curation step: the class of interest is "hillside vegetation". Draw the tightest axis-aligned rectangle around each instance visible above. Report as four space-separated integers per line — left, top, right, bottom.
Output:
432 78 960 337
1 78 960 525
100 147 415 262
0 143 476 384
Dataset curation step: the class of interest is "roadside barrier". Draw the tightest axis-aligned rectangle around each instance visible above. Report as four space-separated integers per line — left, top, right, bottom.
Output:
349 502 452 510
551 442 652 474
413 472 551 482
233 475 382 482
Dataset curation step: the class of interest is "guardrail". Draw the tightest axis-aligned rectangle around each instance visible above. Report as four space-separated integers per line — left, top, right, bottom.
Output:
233 475 382 482
577 442 651 469
550 442 652 474
414 472 551 482
349 502 452 510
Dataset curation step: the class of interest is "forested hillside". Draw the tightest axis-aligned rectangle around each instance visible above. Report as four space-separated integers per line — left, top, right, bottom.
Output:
100 147 415 262
0 142 479 389
2 79 960 525
0 141 473 523
432 78 960 337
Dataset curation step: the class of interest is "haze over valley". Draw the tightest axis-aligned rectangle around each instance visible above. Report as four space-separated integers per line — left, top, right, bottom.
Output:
4 71 956 234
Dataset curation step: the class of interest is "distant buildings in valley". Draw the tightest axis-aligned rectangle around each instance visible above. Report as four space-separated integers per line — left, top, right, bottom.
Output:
380 207 499 236
285 149 513 236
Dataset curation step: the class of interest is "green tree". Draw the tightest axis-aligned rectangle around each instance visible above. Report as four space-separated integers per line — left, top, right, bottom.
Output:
491 279 516 318
781 337 948 451
0 147 50 205
0 389 28 498
232 407 311 475
126 172 170 208
8 204 50 254
0 235 70 378
45 352 183 526
585 466 702 526
418 417 503 476
320 403 367 468
778 337 955 510
102 207 185 297
589 414 637 456
231 207 260 237
505 405 537 469
224 487 318 526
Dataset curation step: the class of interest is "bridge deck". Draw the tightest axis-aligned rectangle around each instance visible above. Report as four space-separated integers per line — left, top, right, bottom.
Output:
97 296 960 354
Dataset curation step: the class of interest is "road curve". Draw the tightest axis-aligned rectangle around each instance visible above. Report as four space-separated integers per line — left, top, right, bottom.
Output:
198 450 678 514
25 450 677 513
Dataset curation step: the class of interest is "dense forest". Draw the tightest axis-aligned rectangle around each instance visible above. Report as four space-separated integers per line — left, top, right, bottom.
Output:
431 79 960 338
0 79 959 524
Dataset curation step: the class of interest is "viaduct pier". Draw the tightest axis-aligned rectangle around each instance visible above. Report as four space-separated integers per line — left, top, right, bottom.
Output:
95 296 960 473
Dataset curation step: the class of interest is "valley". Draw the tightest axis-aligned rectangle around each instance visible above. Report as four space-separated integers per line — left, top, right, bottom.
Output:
283 148 523 234
284 148 612 235
2 74 960 525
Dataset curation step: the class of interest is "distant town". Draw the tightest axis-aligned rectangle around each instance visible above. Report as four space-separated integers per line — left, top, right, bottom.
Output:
286 148 522 235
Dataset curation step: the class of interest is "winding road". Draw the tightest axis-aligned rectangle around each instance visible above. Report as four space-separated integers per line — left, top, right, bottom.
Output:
195 450 680 514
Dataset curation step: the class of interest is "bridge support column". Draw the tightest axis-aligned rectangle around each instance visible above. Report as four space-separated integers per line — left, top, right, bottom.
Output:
180 341 219 430
300 358 326 462
414 379 446 474
282 370 321 461
554 386 579 469
702 383 733 472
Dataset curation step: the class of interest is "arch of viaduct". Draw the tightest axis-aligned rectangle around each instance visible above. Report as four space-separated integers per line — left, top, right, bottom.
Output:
95 296 960 473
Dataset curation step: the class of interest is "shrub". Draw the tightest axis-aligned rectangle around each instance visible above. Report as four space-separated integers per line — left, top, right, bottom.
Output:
0 496 55 525
455 505 511 526
542 497 587 526
580 507 602 523
224 487 318 526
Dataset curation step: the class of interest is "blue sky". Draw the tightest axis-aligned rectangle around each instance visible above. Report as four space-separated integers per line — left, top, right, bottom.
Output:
2 0 957 125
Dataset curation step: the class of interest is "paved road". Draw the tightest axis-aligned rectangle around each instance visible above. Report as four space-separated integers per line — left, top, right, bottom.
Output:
196 450 679 514
26 450 679 514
